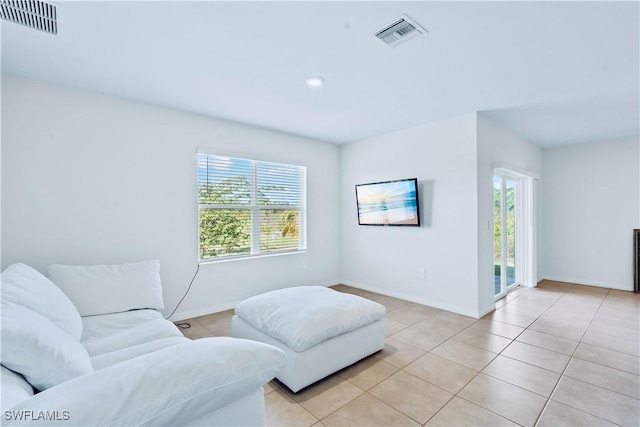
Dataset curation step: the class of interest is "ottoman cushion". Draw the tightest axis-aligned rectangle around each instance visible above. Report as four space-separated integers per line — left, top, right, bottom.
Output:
235 286 385 352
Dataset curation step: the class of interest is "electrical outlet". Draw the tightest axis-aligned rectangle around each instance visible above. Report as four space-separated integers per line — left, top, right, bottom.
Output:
418 268 426 279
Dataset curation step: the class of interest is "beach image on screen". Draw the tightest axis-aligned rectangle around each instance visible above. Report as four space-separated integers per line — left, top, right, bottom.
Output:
356 180 419 225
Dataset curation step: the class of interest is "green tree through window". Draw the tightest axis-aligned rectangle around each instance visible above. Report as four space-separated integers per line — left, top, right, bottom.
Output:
198 153 306 260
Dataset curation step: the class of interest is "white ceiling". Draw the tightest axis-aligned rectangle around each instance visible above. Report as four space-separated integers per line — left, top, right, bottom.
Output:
2 1 639 148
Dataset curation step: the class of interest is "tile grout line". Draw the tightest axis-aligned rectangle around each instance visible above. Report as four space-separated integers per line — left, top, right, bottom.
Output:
530 282 587 426
328 283 573 426
532 286 619 427
371 285 633 425
471 286 563 427
180 283 637 426
383 306 495 426
466 282 571 427
411 290 537 426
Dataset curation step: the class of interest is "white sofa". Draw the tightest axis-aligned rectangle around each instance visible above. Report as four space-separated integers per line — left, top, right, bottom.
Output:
1 261 286 426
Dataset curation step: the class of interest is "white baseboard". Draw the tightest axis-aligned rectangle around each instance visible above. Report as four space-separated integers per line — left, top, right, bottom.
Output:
310 279 343 288
168 279 342 321
478 301 497 318
340 280 490 319
168 301 239 322
170 274 636 323
542 275 633 291
170 279 495 321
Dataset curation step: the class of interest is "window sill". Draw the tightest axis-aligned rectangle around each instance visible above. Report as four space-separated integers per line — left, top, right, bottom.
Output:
198 249 307 265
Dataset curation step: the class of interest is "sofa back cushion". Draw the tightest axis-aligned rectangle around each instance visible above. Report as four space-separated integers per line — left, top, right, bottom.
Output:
47 259 164 316
0 366 34 411
1 302 93 391
1 263 83 340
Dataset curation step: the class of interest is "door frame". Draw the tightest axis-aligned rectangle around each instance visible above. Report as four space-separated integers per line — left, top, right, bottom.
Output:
493 165 537 300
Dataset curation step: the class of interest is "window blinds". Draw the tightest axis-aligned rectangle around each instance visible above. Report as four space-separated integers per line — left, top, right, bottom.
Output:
197 152 306 260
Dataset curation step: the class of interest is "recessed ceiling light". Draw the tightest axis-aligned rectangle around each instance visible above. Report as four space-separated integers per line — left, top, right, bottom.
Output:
305 76 324 87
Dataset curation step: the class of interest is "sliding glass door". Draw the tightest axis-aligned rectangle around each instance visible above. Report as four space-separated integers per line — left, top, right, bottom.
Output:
494 175 518 298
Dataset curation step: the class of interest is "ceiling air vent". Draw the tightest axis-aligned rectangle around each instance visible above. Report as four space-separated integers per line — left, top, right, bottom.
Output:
374 15 427 48
0 0 58 35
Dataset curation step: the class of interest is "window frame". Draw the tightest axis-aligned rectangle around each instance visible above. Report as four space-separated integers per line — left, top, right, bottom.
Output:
197 150 307 263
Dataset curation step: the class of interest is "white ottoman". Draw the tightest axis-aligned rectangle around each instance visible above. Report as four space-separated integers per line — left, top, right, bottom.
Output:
231 286 385 392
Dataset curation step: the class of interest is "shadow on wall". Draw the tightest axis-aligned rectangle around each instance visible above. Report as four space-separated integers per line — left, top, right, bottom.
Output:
419 180 434 227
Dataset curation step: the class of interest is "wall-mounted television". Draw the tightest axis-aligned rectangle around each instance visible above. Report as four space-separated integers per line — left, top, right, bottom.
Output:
355 178 420 226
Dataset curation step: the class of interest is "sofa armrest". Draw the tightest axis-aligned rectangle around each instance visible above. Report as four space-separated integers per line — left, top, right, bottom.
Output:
4 337 286 426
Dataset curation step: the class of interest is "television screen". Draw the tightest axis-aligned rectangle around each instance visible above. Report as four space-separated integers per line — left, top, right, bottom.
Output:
355 178 420 226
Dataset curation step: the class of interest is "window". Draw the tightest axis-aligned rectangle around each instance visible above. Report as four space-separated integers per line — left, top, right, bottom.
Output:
197 152 306 261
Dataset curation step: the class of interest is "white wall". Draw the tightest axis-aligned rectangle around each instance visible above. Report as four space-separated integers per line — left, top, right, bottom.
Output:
340 113 482 317
5 74 634 323
542 138 640 290
339 113 544 317
1 75 341 319
476 114 543 313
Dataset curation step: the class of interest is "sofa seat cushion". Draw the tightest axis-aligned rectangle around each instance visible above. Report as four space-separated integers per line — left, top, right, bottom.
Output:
90 337 189 370
81 309 183 357
235 286 385 352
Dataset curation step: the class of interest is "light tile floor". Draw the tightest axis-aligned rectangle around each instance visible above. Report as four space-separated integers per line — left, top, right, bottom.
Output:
178 281 640 426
